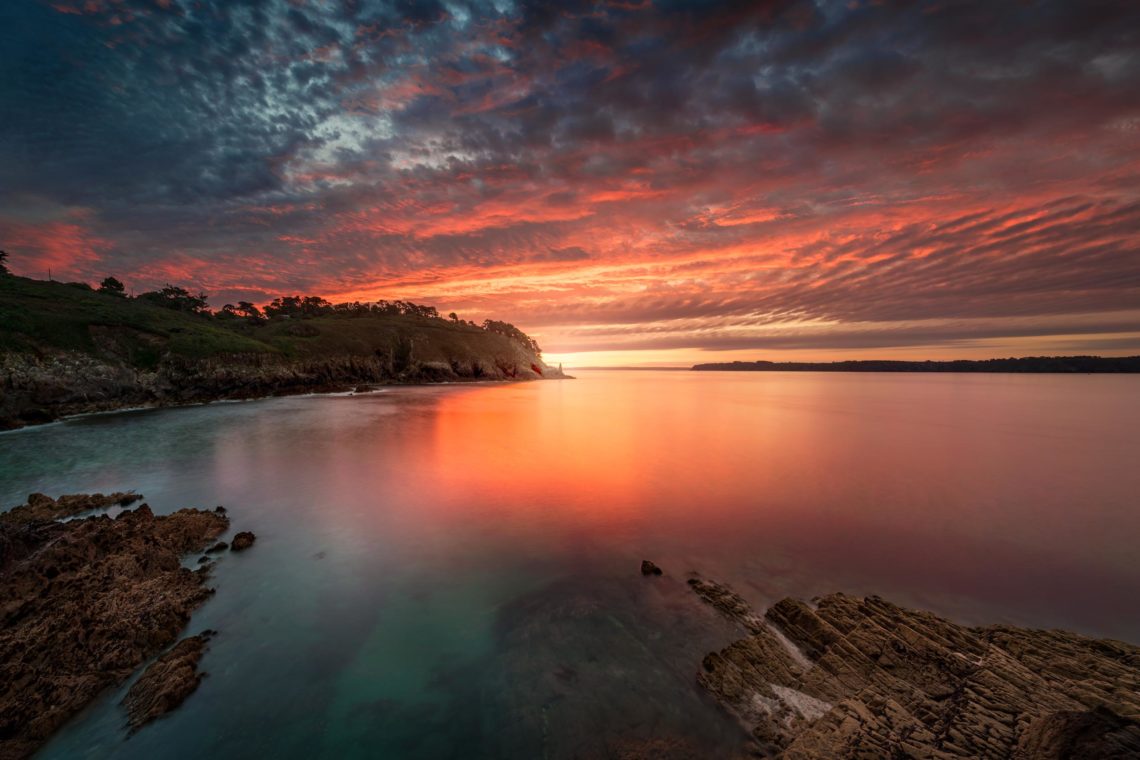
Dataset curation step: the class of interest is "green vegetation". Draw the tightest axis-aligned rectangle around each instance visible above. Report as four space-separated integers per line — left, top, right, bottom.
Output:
0 271 543 367
0 275 268 363
0 268 555 428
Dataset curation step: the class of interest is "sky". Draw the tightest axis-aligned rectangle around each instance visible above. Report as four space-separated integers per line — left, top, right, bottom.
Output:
1 0 1139 367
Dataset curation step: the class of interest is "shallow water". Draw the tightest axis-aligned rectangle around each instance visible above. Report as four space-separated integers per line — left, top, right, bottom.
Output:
2 370 1139 758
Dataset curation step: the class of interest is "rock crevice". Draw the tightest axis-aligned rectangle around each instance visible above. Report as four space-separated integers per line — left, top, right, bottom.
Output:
685 576 1140 758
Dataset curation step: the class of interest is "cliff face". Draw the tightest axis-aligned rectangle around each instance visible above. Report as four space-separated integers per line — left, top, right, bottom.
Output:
684 576 1140 759
0 342 559 428
0 276 564 428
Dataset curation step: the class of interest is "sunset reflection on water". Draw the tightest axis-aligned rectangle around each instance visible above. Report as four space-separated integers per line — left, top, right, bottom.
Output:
5 370 1140 759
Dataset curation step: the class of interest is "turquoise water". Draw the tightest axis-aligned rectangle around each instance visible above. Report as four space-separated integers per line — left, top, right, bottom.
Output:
3 371 1139 758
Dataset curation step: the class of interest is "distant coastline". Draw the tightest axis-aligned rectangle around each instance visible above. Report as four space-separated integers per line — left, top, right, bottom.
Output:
691 356 1140 373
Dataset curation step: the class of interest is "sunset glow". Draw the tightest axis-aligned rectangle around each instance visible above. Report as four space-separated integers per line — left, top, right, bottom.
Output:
2 1 1138 365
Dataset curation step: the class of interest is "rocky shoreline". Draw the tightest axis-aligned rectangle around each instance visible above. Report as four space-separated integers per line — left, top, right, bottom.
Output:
644 564 1140 758
4 499 1137 759
0 493 253 759
0 350 569 430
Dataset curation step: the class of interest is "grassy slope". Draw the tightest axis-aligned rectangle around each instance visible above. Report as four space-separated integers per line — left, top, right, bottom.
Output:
0 275 539 369
0 276 269 364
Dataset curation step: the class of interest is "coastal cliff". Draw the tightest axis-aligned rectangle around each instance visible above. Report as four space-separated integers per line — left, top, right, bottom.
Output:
0 275 564 429
679 574 1140 758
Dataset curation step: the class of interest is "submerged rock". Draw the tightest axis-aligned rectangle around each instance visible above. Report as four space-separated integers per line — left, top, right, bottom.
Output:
122 632 215 732
686 578 1140 758
230 531 256 551
205 541 228 553
0 494 229 759
641 560 664 576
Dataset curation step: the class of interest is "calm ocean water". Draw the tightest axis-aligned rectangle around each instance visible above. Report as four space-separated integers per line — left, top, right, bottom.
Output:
3 370 1139 758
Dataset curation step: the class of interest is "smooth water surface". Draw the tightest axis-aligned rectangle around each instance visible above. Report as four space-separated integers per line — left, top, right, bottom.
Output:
3 370 1139 758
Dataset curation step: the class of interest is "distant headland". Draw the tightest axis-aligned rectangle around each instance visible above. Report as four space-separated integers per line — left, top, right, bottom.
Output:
691 356 1140 373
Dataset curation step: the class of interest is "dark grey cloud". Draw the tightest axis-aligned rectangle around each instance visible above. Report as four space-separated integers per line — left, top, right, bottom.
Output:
0 0 1138 355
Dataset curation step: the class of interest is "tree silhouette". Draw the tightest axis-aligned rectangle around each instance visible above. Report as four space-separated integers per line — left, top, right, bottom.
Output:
137 284 210 314
481 319 541 355
218 301 265 324
98 276 126 296
0 250 9 275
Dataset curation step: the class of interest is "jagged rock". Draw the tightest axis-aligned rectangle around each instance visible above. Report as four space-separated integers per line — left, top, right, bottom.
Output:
687 577 765 633
213 506 227 515
230 531 256 551
0 495 229 759
122 632 215 732
687 579 1140 758
641 560 663 576
2 491 141 524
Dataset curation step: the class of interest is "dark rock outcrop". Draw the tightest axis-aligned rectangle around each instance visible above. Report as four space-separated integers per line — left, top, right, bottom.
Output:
0 495 229 759
687 577 1140 758
641 560 663 576
1 491 141 524
122 632 215 732
230 531 256 551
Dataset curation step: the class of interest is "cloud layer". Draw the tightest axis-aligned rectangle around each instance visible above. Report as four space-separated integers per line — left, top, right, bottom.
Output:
2 0 1139 361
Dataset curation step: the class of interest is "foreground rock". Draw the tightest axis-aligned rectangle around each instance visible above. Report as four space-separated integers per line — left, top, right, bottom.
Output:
122 631 215 732
0 494 230 759
1 491 141 524
686 576 1140 758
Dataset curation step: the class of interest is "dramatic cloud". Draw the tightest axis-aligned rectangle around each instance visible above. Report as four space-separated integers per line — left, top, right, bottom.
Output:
1 0 1138 363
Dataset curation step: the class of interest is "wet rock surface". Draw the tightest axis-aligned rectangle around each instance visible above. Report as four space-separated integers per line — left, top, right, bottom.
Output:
230 531 256 551
686 575 1140 759
0 494 231 759
1 491 141 524
122 631 215 732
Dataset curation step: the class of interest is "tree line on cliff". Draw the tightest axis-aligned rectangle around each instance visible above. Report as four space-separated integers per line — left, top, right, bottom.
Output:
0 251 541 356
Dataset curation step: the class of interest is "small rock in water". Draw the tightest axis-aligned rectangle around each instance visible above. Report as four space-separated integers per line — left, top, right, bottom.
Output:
640 560 663 576
205 541 228 553
230 531 256 551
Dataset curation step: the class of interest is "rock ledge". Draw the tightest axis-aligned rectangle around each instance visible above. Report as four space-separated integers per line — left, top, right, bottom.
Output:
0 494 232 758
685 576 1140 758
